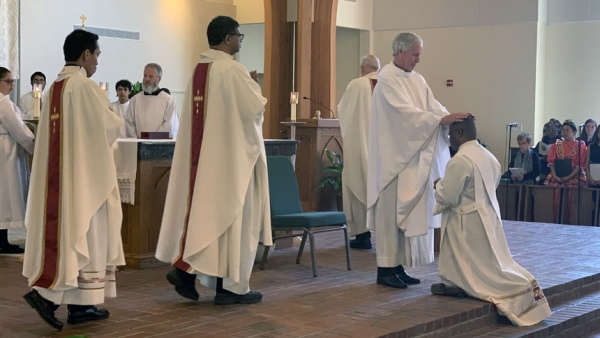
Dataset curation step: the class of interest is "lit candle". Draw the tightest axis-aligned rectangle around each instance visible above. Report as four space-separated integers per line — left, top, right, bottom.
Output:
99 82 108 96
33 83 42 119
290 92 299 122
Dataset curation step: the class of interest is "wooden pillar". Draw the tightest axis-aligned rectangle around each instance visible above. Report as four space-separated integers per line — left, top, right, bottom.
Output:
263 0 294 139
296 0 312 119
310 0 338 118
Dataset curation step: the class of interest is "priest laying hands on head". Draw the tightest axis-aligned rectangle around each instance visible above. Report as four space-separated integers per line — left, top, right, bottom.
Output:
432 116 551 326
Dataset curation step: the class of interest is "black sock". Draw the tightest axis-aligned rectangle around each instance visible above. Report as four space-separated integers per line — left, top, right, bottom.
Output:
377 267 396 277
0 230 9 247
67 304 93 312
216 277 234 295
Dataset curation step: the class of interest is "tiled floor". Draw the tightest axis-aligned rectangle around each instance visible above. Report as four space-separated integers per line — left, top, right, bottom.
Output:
2 221 600 338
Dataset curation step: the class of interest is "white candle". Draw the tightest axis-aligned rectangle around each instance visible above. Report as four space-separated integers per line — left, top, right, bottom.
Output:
33 84 42 119
99 82 108 96
290 92 299 122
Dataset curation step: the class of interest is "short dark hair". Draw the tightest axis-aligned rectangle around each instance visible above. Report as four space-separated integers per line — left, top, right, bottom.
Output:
207 16 240 47
451 115 477 140
115 79 132 91
562 121 577 133
0 67 10 80
63 29 99 62
30 71 46 83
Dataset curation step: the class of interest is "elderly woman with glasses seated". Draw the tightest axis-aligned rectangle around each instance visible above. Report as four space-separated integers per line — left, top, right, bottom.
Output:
0 67 35 254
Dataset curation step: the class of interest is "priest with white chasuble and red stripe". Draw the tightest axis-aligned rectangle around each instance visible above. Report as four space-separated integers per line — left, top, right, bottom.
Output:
156 16 271 305
22 30 125 330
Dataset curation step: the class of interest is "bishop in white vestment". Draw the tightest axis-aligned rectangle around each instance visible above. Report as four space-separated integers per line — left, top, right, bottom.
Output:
433 116 552 326
156 16 271 305
23 30 125 330
367 32 469 289
0 67 35 254
125 63 179 139
337 55 380 250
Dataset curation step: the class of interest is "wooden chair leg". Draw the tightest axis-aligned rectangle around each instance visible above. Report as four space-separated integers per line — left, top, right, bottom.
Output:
342 225 352 270
296 231 308 264
308 231 318 277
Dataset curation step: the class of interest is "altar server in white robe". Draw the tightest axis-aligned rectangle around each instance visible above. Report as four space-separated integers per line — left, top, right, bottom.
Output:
125 63 179 138
156 15 271 305
367 32 470 289
0 67 35 254
19 71 46 120
432 116 551 326
109 79 132 138
337 55 380 250
22 30 125 331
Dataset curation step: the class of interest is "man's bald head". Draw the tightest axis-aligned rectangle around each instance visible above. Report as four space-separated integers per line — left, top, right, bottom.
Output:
449 115 477 151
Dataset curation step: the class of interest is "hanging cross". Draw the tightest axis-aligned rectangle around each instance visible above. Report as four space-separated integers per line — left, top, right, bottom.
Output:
80 14 87 30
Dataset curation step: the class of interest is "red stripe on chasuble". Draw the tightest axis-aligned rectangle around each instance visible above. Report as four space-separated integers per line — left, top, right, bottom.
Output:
32 79 68 289
173 63 212 272
370 79 378 94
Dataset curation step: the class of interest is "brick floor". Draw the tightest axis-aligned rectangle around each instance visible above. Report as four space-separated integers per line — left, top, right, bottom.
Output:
1 221 600 338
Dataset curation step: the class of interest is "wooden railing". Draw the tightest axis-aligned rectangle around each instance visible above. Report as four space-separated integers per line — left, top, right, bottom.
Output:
496 183 600 226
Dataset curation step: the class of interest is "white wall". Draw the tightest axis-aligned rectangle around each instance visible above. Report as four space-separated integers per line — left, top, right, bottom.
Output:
20 0 235 110
233 0 264 24
238 23 265 73
373 24 539 168
544 21 600 129
336 27 361 106
337 0 373 31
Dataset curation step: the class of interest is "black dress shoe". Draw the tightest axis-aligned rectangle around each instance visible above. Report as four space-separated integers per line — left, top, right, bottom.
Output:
23 289 63 330
431 283 468 298
350 232 372 249
0 244 24 254
67 305 110 324
394 265 420 285
166 268 199 301
214 291 263 305
376 274 407 289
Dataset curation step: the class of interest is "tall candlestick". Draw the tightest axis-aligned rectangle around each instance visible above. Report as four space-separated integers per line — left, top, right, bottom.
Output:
290 92 299 122
33 83 42 119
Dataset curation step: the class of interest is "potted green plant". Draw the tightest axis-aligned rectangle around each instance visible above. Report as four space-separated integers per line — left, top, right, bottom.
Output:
317 149 343 211
128 81 143 99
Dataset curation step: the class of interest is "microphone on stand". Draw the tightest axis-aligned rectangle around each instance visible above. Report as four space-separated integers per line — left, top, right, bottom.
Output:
508 123 519 127
302 96 335 117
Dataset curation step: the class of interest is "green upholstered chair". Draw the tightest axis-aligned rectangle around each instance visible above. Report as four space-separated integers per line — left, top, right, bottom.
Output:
261 156 351 277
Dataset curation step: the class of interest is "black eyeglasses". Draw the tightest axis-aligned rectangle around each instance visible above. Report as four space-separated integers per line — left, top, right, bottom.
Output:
230 33 245 41
1 79 15 85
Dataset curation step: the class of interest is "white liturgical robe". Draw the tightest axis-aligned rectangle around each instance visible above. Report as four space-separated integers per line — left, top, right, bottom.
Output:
337 71 377 236
110 100 129 138
156 49 272 295
19 91 35 120
434 140 551 326
367 62 450 267
0 93 35 229
125 90 178 138
22 66 124 305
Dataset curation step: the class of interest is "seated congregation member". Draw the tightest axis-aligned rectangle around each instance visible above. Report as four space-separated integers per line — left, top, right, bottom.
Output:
0 67 35 254
432 116 551 327
109 79 132 138
502 133 540 185
19 71 46 120
534 119 562 183
125 63 179 139
578 119 597 146
586 126 600 187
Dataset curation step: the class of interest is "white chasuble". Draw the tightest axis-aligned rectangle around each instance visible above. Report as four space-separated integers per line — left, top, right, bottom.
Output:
0 93 35 229
337 72 378 236
434 140 551 326
23 66 124 303
125 91 179 139
156 49 272 295
367 62 450 239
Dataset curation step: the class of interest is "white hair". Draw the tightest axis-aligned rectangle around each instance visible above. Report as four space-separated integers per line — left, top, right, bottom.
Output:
360 55 380 71
145 63 163 77
392 32 423 56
